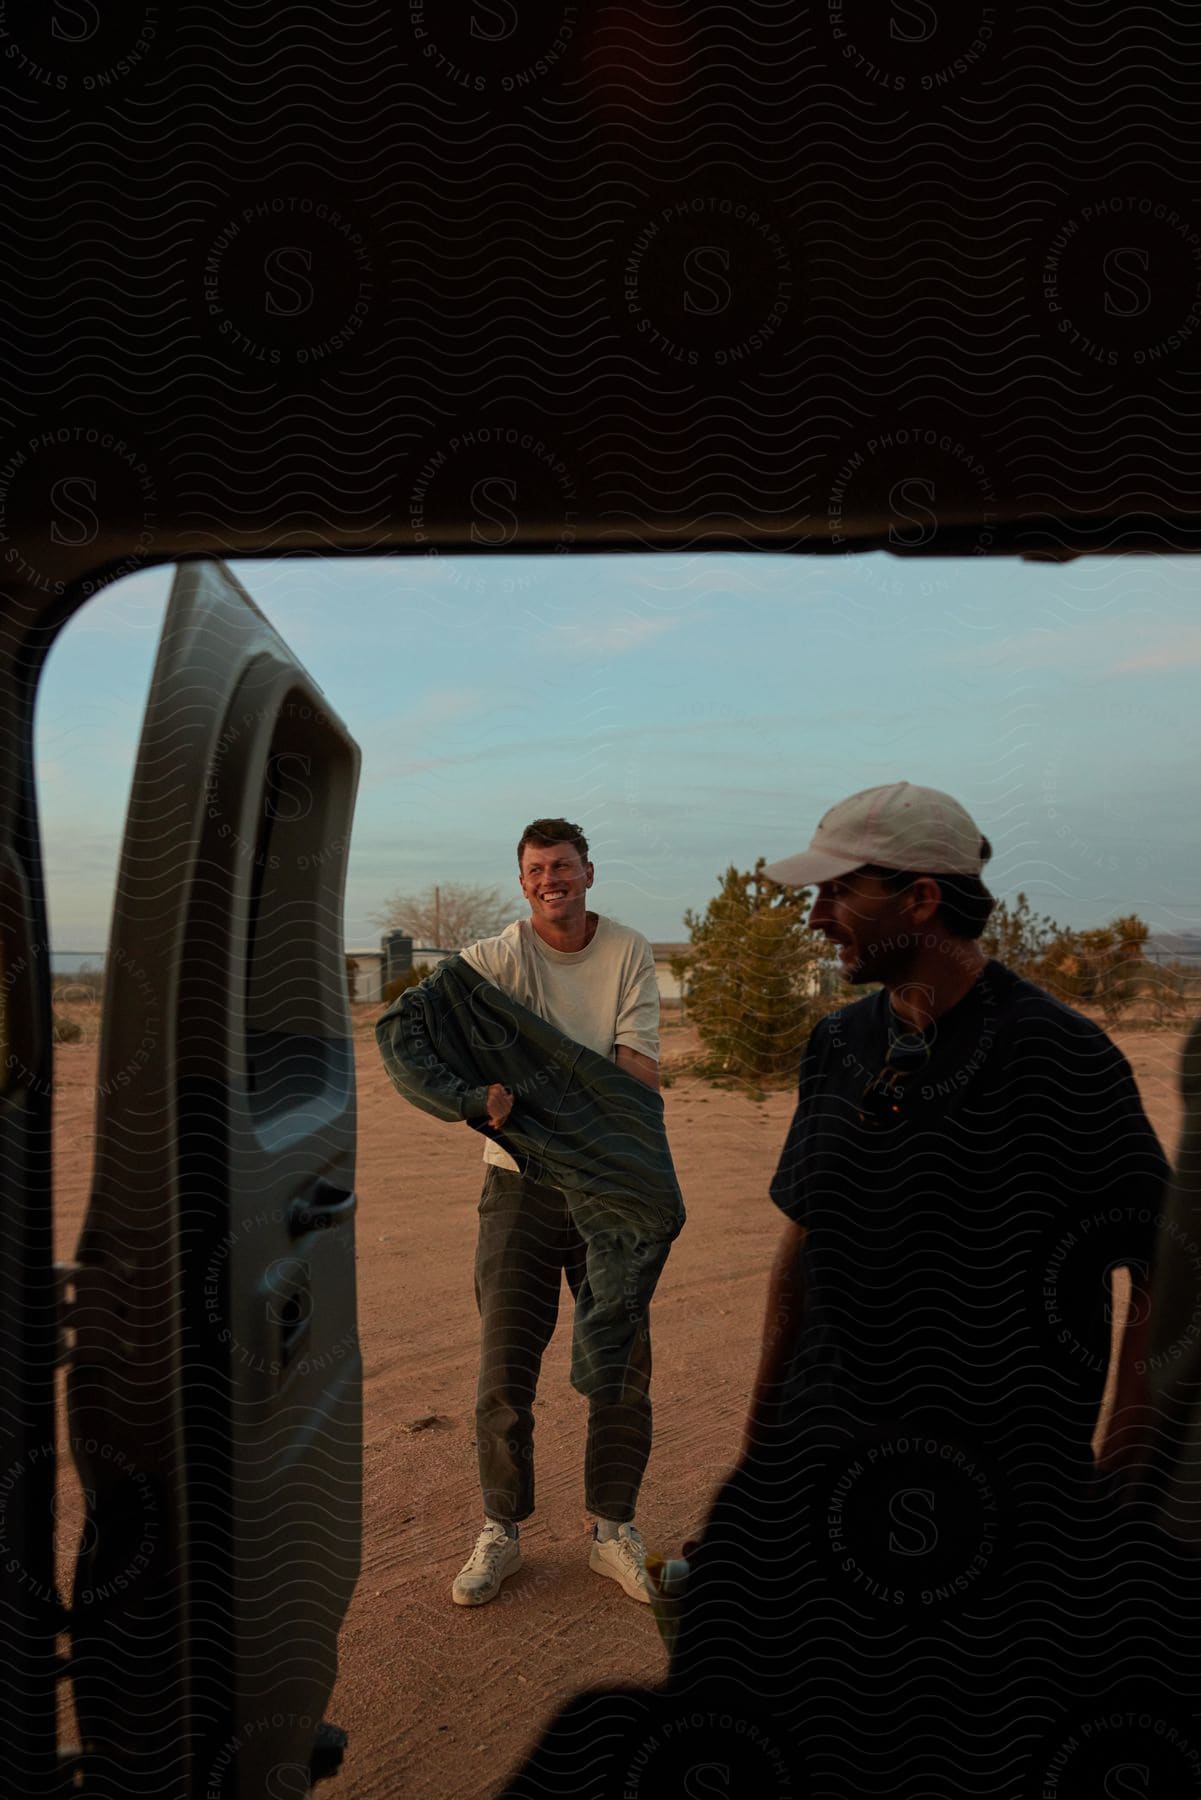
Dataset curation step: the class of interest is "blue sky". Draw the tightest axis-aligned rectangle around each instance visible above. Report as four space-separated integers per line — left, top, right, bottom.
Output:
34 550 1200 954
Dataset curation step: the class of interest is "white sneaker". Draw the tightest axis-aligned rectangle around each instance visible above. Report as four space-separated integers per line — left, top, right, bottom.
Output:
589 1523 652 1603
451 1522 522 1607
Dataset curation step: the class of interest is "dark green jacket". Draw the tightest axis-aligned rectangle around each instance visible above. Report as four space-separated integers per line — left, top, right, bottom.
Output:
375 955 684 1232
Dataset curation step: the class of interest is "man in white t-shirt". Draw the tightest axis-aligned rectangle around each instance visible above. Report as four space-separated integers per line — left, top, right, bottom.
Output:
450 817 671 1608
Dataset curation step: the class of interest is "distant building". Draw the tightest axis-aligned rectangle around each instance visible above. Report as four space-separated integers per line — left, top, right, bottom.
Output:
650 939 831 1006
345 938 459 1003
650 943 691 1004
345 949 386 1003
1147 933 1201 966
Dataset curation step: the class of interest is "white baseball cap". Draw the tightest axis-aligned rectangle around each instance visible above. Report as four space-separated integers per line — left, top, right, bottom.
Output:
762 782 986 888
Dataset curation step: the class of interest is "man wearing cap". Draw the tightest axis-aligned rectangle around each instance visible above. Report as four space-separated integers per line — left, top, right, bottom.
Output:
659 782 1173 1783
742 779 1164 1487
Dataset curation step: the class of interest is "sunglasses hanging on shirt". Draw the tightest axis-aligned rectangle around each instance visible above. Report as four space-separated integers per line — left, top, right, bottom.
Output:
857 1029 934 1129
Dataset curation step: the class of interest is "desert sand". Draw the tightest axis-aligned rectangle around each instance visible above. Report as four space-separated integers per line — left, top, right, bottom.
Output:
48 1004 1190 1798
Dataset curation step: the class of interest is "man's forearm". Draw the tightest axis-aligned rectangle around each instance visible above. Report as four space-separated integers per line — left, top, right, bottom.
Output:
615 1043 660 1092
744 1219 807 1449
1096 1273 1155 1479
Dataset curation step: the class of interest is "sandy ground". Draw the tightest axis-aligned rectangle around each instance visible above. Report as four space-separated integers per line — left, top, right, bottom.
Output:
48 1005 1190 1798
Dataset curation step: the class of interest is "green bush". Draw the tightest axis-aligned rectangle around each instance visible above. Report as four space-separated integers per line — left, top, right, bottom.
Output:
983 896 1151 1024
979 892 1062 982
1146 960 1201 1025
672 860 838 1080
1036 915 1149 1025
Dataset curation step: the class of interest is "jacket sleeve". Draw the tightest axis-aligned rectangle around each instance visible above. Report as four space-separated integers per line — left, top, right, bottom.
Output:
375 982 493 1125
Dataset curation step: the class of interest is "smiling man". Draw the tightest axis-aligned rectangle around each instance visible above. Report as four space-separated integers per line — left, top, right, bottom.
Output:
646 780 1175 1782
448 817 669 1608
743 779 1165 1493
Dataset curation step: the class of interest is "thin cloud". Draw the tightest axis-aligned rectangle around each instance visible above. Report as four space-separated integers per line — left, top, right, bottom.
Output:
938 612 1194 677
1107 626 1201 675
543 613 676 657
405 686 487 726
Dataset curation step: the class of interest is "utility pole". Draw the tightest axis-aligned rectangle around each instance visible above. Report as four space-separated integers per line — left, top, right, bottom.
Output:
434 885 441 948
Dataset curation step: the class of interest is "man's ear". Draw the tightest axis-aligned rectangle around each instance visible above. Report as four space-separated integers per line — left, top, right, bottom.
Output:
907 875 942 922
584 861 595 889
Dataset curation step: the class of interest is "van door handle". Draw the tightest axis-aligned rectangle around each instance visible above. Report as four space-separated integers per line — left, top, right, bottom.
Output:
288 1179 357 1237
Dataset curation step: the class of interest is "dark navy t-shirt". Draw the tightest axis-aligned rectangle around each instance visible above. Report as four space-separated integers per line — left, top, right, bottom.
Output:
769 960 1170 1458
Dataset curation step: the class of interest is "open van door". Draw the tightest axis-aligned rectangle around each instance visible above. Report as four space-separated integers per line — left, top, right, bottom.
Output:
65 561 362 1797
0 597 64 1793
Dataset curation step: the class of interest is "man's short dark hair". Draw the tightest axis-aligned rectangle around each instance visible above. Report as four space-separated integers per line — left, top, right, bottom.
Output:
863 836 996 941
517 818 590 868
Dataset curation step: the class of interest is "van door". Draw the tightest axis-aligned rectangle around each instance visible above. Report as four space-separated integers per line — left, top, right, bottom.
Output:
66 559 362 1797
0 596 62 1793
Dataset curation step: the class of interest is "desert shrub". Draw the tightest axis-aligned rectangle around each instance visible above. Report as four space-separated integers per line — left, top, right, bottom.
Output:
980 893 1062 982
52 960 104 1003
1035 914 1149 1025
671 860 838 1080
1145 959 1197 1027
53 1012 83 1043
382 963 434 1006
983 896 1151 1025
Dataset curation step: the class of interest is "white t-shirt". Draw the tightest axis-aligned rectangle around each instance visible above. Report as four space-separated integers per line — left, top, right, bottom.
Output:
459 914 660 1171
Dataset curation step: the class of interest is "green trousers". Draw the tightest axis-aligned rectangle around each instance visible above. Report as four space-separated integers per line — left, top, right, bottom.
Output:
473 1166 678 1524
